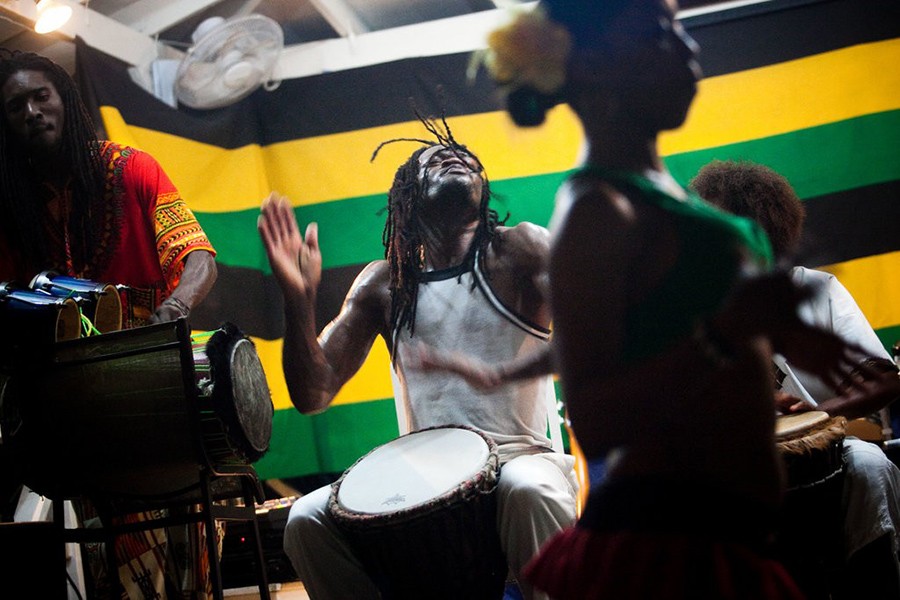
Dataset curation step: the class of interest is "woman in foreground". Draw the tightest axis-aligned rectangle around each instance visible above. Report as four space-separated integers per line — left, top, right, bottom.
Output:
481 0 867 597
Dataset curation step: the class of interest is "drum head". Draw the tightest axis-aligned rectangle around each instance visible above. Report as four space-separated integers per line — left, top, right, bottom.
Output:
776 411 829 438
337 428 490 514
228 338 273 457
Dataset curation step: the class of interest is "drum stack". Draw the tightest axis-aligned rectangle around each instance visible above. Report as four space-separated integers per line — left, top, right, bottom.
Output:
0 271 125 363
0 290 276 599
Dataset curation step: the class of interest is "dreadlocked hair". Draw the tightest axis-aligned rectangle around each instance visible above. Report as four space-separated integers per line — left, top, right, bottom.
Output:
0 50 105 277
373 109 505 335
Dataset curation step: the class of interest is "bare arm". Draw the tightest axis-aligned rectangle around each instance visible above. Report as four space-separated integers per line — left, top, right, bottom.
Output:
258 192 387 414
793 358 900 420
152 250 217 323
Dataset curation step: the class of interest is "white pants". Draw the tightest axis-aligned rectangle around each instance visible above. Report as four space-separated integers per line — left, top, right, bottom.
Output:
842 437 900 560
283 451 578 600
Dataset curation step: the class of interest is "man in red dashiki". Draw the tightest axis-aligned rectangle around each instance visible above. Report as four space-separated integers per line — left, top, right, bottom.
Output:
0 139 217 327
0 50 218 599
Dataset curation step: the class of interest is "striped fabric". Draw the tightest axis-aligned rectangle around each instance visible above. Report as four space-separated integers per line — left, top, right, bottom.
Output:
75 0 900 482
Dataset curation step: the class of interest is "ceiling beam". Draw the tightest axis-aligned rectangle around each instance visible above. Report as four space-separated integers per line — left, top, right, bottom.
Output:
307 0 370 38
107 0 225 37
273 5 530 80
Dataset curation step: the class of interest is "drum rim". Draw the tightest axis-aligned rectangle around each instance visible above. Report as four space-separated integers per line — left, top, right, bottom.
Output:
328 425 500 526
775 410 830 439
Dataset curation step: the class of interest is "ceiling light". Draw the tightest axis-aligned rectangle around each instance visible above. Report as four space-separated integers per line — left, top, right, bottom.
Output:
34 0 73 34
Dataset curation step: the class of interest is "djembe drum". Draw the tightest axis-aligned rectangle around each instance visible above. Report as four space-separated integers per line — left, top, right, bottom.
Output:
328 425 508 600
773 411 847 599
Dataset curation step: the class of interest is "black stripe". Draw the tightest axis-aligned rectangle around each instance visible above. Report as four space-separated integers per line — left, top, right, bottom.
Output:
797 179 900 267
78 0 899 149
77 39 502 149
190 262 366 340
684 0 900 78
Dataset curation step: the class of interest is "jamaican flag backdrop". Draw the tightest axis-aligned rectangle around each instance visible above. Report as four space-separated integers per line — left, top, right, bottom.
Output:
75 0 899 484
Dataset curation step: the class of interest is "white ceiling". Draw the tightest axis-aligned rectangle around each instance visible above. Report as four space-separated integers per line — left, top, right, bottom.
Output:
0 0 532 75
0 0 729 77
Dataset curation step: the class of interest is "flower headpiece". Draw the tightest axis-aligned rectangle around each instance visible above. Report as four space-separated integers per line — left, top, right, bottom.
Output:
474 6 572 96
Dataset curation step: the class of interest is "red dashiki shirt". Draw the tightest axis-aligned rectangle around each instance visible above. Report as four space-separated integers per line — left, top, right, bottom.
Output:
0 141 215 326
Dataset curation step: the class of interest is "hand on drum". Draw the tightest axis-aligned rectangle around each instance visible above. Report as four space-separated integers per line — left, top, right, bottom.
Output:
258 192 322 300
774 324 870 395
814 365 900 421
151 295 190 324
775 390 816 415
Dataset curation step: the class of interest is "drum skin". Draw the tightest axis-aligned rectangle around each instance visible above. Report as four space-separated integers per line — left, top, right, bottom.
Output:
329 426 508 600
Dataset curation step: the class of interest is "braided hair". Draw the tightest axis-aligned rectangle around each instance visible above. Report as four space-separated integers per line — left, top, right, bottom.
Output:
372 113 505 335
0 50 105 276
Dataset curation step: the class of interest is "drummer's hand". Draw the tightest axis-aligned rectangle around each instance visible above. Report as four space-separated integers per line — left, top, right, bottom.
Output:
815 365 900 420
774 390 815 414
258 192 321 300
402 341 504 390
150 295 190 324
774 324 866 394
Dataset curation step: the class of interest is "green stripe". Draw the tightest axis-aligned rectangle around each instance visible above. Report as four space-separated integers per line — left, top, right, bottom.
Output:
254 399 400 480
197 171 568 272
667 110 900 196
198 111 899 272
876 325 900 357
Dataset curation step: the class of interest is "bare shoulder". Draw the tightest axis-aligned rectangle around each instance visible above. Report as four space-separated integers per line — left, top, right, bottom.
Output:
552 175 643 252
493 221 550 268
348 260 390 298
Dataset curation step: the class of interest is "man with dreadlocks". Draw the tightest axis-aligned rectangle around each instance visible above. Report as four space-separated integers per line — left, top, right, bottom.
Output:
258 124 578 600
0 50 217 598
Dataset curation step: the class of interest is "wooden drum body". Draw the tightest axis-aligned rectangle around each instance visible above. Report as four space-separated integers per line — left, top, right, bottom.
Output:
0 318 273 500
328 426 508 600
773 411 848 598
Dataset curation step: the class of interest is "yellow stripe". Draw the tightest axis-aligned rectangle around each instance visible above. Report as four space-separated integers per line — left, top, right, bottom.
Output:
101 39 898 214
245 335 394 411
100 106 274 214
819 251 900 331
100 106 582 214
661 38 900 155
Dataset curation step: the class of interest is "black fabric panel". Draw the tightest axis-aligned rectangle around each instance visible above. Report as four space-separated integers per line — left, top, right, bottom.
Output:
685 0 900 77
76 38 502 149
190 262 366 340
797 179 900 267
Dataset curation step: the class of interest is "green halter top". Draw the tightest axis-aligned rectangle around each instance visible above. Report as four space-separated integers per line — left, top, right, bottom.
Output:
573 166 774 363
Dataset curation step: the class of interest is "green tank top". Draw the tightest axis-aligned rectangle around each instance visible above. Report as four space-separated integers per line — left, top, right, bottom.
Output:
573 166 773 363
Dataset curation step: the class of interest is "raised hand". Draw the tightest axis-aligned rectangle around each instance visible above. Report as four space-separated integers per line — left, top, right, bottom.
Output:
258 192 322 301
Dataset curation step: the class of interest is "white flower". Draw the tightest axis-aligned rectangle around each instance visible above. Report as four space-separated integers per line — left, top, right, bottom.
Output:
479 7 572 95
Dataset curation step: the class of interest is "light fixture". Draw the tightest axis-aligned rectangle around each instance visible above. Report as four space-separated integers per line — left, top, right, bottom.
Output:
34 0 73 34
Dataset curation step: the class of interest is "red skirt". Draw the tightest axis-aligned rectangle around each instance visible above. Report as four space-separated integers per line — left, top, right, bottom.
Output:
525 526 806 600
